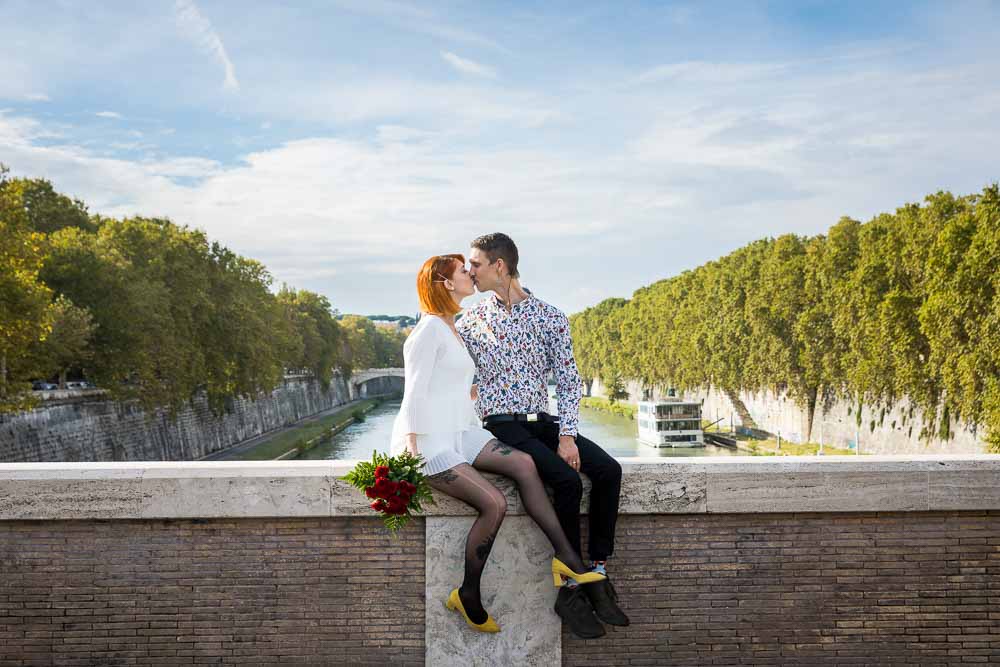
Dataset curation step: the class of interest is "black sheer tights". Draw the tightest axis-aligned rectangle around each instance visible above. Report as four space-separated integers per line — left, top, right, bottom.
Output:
426 463 506 625
427 439 587 624
473 439 588 573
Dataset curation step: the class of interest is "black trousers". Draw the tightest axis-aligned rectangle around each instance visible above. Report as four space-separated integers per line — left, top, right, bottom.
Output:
483 420 622 561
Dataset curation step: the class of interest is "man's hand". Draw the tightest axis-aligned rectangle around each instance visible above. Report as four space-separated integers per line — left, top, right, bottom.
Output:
558 435 580 471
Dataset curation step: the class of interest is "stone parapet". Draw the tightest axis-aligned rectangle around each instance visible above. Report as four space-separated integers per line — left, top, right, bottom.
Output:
2 455 1000 521
3 457 1000 665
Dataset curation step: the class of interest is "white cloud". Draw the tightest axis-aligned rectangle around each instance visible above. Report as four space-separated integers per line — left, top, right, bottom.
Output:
174 0 239 92
375 125 435 143
247 78 561 128
631 60 788 86
5 32 1000 314
0 111 666 312
24 93 50 102
141 156 222 179
95 111 124 119
441 51 497 79
329 0 504 51
0 111 58 145
2 0 999 316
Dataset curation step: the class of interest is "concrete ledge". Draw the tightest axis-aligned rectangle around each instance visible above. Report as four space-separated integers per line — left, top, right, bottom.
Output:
2 455 1000 520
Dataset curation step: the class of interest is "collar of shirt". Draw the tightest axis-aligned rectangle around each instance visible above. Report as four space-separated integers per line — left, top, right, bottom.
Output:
486 289 534 315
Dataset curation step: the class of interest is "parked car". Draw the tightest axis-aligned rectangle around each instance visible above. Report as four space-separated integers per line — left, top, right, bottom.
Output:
31 380 58 391
66 380 95 390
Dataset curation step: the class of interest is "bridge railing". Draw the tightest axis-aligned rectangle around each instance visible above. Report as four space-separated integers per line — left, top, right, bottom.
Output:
2 456 999 663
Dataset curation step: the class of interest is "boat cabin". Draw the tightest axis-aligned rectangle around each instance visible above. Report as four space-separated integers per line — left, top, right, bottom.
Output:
636 400 704 447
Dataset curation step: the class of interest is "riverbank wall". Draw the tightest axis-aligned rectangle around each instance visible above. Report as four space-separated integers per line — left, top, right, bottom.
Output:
2 457 998 664
0 376 353 463
590 379 988 455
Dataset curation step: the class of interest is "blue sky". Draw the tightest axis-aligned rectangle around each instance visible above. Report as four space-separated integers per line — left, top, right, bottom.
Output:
2 0 999 315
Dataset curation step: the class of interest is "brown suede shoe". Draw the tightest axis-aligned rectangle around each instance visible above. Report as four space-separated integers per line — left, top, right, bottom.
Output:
583 578 630 626
554 585 606 639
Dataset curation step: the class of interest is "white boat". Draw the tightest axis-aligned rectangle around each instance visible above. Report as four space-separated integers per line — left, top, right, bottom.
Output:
636 399 704 448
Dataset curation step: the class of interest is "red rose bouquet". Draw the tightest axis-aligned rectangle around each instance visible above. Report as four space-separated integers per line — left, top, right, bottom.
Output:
341 450 435 533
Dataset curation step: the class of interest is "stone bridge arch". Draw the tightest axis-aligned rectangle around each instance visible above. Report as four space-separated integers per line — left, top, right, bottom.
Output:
348 368 404 400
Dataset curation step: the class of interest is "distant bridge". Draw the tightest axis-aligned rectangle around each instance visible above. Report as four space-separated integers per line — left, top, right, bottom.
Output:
348 368 404 400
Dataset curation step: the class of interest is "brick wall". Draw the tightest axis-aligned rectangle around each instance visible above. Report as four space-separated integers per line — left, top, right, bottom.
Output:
0 517 425 666
4 511 999 666
564 511 1000 665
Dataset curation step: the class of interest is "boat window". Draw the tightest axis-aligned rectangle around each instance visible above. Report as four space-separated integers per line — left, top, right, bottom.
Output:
657 420 700 431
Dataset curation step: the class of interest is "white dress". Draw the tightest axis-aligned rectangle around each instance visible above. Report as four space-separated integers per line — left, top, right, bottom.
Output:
390 315 496 475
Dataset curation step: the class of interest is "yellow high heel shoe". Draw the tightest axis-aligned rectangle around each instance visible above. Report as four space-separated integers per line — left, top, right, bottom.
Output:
445 588 500 633
551 558 607 586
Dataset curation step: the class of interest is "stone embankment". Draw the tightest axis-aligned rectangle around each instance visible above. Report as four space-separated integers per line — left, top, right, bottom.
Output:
0 376 354 462
1 372 404 463
590 378 988 454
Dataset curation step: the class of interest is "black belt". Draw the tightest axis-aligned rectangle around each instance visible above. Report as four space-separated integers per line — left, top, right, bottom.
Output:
483 412 560 426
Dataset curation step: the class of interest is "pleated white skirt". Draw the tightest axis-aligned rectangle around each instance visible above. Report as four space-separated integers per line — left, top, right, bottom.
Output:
417 426 496 476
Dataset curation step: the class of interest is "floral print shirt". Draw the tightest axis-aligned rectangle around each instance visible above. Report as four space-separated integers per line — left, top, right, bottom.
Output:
457 291 582 438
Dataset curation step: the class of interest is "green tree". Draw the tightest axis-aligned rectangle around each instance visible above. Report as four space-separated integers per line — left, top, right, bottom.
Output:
570 185 1000 450
277 287 343 389
27 295 97 388
19 178 95 235
0 167 53 410
339 314 379 373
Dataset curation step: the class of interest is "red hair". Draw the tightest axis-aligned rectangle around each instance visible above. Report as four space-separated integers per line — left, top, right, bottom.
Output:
416 254 464 318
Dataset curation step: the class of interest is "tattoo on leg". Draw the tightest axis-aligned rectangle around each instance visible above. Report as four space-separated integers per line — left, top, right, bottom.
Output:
489 439 513 456
475 535 495 562
429 468 459 484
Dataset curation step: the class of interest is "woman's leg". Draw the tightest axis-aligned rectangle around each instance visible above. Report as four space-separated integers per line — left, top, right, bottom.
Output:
473 439 589 575
426 463 507 624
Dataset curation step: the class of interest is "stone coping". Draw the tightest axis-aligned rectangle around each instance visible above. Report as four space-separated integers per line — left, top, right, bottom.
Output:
0 455 999 520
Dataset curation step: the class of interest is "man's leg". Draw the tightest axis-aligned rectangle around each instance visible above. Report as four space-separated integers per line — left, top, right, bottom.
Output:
574 434 622 561
483 423 584 556
481 423 605 639
574 433 629 627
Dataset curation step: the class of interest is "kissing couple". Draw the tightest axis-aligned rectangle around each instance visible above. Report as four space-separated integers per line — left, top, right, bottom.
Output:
389 233 629 639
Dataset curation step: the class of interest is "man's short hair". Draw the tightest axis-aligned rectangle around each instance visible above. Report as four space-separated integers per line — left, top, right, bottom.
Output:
471 233 519 279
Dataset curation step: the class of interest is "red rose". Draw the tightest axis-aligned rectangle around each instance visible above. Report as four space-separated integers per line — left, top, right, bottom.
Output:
374 465 390 479
387 496 407 515
398 481 416 495
370 499 385 512
373 477 395 498
364 486 377 499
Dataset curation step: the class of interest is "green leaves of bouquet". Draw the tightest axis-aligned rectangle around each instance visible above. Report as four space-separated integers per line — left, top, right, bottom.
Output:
342 450 436 533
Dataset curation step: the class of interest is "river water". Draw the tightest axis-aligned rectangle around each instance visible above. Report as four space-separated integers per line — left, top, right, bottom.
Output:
296 397 737 461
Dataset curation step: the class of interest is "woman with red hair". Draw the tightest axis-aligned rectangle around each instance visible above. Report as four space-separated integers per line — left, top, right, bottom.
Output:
390 254 604 634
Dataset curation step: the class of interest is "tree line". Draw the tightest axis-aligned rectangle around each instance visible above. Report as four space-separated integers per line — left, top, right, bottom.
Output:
0 166 406 414
570 185 1000 452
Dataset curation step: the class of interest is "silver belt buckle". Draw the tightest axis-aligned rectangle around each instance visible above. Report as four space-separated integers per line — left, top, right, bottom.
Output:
526 413 538 422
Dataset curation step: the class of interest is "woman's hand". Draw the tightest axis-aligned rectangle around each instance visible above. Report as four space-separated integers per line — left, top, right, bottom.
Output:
470 384 478 401
405 433 419 456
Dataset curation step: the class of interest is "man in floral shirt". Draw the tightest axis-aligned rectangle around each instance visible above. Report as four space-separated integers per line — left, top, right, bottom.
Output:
458 233 629 638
